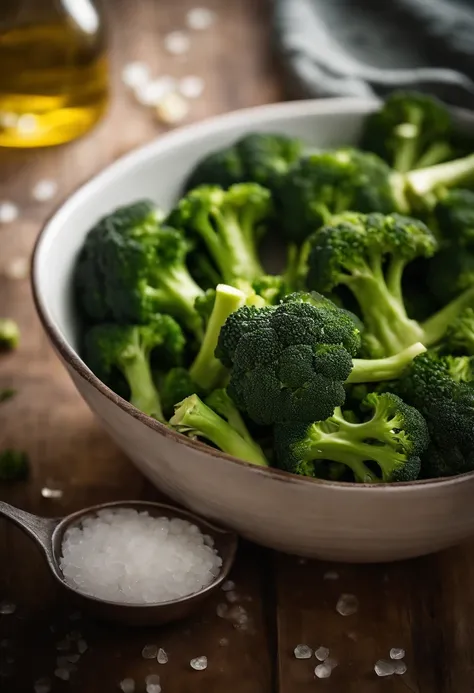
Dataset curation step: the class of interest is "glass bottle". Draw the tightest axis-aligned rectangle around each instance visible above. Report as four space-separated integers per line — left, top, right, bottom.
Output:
0 0 109 147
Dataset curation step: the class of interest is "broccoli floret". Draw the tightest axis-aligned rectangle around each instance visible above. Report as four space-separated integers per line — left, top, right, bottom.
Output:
441 308 474 355
277 148 409 244
251 274 289 305
161 367 198 418
216 296 425 425
167 183 271 284
74 201 204 337
275 392 428 483
361 91 454 173
405 152 474 212
0 450 29 481
184 133 302 191
0 319 20 350
84 314 185 421
396 351 474 478
170 394 269 466
434 188 474 246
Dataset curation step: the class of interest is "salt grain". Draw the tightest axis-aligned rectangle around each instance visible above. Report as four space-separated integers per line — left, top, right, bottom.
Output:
325 657 338 670
157 648 168 664
179 76 204 99
374 659 395 677
142 644 158 660
216 603 228 618
119 678 135 693
323 570 339 581
135 77 176 106
155 93 189 125
122 62 150 89
0 601 16 615
394 661 407 675
225 590 239 604
32 180 57 202
146 685 161 693
336 593 359 616
60 509 222 604
315 646 329 661
186 7 216 30
221 580 235 592
190 656 207 671
54 668 70 681
390 647 405 660
34 678 52 693
41 487 63 499
146 674 161 686
0 202 19 224
164 31 190 56
294 644 312 659
315 663 332 679
4 257 29 280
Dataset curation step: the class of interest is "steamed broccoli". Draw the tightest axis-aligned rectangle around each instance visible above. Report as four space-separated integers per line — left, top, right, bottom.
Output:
361 91 454 173
184 133 302 191
275 392 429 483
170 394 269 466
74 201 204 337
216 294 425 425
0 450 29 482
167 183 271 284
84 314 185 421
0 319 20 350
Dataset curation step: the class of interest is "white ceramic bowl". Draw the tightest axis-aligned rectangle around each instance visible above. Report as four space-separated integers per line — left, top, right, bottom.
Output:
32 98 474 562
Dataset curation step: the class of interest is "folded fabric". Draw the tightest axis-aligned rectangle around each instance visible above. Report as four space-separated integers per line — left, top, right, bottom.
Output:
274 0 474 107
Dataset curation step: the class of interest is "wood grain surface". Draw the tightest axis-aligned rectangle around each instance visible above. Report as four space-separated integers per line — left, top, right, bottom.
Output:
1 1 474 692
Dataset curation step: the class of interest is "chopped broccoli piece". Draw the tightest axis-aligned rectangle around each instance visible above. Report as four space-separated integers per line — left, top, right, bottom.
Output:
361 91 454 173
0 319 20 350
274 392 428 482
0 450 29 481
216 295 425 425
84 314 185 421
74 201 204 337
167 183 271 284
170 394 269 466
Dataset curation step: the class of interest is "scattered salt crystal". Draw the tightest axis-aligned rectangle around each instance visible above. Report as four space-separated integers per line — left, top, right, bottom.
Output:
163 31 190 56
325 657 338 670
17 114 37 134
56 639 69 651
135 77 176 106
390 647 405 660
374 659 395 677
157 648 168 664
0 202 19 224
122 62 150 89
146 674 161 686
119 678 135 693
186 7 216 30
0 601 16 615
179 76 204 99
294 644 312 659
219 638 229 647
155 93 189 125
336 593 359 616
315 646 329 661
54 668 70 681
77 639 88 654
146 686 161 693
67 654 80 664
225 590 238 604
60 510 222 604
4 257 28 280
221 580 235 592
394 661 407 675
142 644 158 660
41 487 63 499
323 570 339 581
34 678 51 693
216 603 228 618
190 656 207 671
315 663 332 679
32 180 57 202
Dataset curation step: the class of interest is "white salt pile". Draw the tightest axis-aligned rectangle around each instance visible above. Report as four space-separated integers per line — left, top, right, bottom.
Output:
60 509 222 604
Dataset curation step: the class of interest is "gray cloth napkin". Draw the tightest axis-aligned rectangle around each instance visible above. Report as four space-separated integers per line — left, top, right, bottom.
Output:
274 0 474 106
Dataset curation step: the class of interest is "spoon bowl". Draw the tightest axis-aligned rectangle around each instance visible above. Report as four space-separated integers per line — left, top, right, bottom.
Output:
0 499 238 626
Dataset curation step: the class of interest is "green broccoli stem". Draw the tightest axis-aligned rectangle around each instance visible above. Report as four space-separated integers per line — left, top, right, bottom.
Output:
170 394 269 466
205 389 266 461
414 142 453 170
122 351 164 422
421 285 474 346
392 114 423 173
406 153 474 201
347 342 426 384
149 267 204 339
189 284 246 391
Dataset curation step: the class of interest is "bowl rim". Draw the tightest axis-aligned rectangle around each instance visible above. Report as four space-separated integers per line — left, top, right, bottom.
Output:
31 96 474 492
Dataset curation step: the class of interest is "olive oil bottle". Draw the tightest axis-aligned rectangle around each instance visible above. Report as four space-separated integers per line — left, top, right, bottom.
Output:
0 0 109 147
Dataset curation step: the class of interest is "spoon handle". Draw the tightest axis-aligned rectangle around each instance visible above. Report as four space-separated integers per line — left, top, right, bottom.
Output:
0 501 59 564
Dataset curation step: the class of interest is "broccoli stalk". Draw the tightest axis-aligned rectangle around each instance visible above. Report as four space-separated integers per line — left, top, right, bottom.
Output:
170 394 269 466
347 342 427 383
189 284 246 391
421 285 474 347
0 319 20 350
275 393 429 483
406 153 474 209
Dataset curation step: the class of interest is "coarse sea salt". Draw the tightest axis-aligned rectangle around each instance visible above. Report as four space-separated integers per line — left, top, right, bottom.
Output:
60 509 222 604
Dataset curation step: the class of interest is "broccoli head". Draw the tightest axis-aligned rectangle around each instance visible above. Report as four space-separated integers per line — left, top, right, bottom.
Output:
84 314 185 421
276 147 409 244
0 319 20 350
361 91 454 173
74 201 204 337
170 394 268 466
167 183 271 284
274 392 428 483
0 449 29 482
216 295 426 425
184 132 302 191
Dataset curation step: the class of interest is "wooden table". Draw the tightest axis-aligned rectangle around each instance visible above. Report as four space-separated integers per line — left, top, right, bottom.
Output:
1 1 474 691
